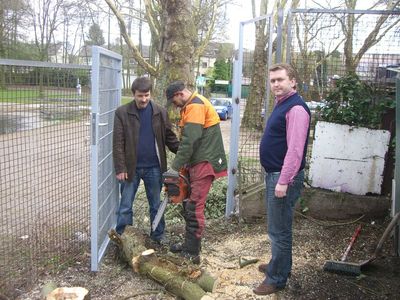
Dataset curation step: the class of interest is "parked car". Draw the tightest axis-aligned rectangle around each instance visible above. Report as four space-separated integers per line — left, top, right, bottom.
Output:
211 97 233 120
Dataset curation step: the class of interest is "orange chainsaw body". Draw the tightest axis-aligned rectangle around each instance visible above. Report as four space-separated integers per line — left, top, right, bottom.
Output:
164 167 190 204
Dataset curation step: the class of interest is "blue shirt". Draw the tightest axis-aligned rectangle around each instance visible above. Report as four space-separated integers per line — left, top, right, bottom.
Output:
136 103 159 168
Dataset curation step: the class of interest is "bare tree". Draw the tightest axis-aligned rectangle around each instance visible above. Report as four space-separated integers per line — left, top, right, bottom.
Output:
29 0 66 61
240 0 269 130
241 0 299 130
0 0 29 59
340 0 400 72
105 0 225 103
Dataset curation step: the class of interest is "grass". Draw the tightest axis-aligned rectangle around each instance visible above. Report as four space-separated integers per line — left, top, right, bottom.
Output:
121 96 132 105
0 88 87 104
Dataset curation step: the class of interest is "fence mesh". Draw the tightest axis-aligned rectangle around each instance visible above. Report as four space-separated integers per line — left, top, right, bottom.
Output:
0 61 91 298
237 19 271 191
288 9 400 103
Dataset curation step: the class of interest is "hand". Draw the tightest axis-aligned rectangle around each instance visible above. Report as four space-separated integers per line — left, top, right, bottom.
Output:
116 172 128 181
275 183 288 198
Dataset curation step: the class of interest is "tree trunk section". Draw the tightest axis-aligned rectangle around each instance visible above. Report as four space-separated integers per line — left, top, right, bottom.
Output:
241 13 268 131
108 227 217 300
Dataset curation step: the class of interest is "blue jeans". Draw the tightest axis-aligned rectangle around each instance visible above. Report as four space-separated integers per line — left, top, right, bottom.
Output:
115 167 165 241
264 170 304 288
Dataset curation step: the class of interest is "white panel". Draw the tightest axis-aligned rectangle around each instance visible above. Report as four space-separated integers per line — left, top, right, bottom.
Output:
309 121 391 195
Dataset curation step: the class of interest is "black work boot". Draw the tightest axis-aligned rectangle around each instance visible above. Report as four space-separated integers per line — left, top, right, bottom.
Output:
181 233 201 264
169 242 183 253
180 251 200 264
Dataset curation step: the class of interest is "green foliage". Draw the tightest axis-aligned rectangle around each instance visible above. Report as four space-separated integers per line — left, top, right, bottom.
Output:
205 177 228 219
319 73 395 129
85 23 105 46
212 59 231 80
0 68 89 89
5 41 41 60
164 177 228 222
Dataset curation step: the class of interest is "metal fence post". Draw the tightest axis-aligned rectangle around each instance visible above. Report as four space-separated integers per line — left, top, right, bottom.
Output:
225 21 244 218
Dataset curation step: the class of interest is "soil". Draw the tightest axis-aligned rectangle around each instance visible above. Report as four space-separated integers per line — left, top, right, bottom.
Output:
15 214 400 300
11 119 400 300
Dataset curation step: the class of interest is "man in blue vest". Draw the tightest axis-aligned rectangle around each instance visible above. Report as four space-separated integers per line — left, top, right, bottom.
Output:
112 77 179 243
255 63 311 295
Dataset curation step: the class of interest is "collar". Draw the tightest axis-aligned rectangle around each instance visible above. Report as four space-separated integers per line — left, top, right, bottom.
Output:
127 100 157 115
275 90 296 105
181 91 198 109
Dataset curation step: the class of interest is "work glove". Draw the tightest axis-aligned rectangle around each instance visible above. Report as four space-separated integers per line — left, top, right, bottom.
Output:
163 168 180 196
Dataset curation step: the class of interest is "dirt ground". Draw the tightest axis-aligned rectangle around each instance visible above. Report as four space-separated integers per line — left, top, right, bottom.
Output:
15 213 400 300
8 119 400 300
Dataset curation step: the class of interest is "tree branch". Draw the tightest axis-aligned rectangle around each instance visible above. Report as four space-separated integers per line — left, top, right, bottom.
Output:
104 0 157 76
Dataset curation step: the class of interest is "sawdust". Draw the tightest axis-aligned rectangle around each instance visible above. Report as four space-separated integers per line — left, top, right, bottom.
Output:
15 215 400 300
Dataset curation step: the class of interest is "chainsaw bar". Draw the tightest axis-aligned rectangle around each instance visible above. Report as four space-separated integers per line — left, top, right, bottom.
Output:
152 194 168 232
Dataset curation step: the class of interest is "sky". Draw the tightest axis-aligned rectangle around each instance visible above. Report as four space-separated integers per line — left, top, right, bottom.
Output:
31 0 386 55
225 0 380 46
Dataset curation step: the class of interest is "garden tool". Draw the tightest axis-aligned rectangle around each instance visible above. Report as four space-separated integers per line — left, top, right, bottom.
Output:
323 224 362 275
323 212 400 276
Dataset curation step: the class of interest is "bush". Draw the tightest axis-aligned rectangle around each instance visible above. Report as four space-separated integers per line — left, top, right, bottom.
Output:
164 177 228 222
318 73 395 129
205 177 228 219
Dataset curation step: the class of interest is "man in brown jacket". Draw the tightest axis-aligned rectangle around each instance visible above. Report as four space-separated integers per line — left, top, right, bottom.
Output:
112 77 179 243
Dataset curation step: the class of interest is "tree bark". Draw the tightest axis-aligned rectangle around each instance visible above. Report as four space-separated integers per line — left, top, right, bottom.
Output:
108 227 217 300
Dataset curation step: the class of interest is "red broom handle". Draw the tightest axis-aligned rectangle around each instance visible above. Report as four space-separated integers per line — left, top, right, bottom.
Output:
341 225 362 261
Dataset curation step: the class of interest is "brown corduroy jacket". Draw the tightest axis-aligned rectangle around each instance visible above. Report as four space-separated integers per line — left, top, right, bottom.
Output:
112 100 179 182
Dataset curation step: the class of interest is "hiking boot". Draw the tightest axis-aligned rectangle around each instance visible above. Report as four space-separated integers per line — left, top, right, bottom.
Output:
253 282 284 295
170 242 183 253
180 251 200 264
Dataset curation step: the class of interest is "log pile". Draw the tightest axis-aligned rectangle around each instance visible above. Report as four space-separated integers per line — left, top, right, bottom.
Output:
108 227 217 300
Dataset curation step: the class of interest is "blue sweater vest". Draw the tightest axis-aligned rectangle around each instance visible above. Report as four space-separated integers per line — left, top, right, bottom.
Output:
259 93 310 172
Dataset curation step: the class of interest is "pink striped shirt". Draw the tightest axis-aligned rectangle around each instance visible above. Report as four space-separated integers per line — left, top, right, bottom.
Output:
275 92 310 185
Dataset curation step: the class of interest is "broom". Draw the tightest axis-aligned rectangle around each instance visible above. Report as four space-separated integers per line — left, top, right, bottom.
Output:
323 224 362 276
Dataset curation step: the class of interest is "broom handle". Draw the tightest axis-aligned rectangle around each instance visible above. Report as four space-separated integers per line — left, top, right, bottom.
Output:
341 225 362 261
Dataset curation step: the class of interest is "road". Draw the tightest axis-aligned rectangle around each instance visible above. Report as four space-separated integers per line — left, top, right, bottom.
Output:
219 118 231 153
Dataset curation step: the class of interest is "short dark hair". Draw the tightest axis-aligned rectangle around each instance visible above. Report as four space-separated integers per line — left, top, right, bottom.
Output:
131 77 152 94
165 80 185 102
269 63 297 80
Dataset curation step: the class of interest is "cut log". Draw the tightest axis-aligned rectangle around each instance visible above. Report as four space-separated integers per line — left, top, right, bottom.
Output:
239 257 259 268
195 271 218 292
108 226 218 300
46 287 89 300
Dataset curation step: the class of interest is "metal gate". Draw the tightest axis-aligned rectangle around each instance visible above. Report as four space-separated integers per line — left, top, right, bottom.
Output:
286 8 400 255
226 8 400 221
225 15 274 218
90 46 122 271
0 59 91 298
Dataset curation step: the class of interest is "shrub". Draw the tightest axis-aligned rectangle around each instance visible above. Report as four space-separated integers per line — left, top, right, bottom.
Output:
318 73 395 129
205 177 228 219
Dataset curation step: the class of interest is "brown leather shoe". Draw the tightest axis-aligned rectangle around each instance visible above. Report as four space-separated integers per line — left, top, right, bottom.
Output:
253 282 284 295
258 263 268 273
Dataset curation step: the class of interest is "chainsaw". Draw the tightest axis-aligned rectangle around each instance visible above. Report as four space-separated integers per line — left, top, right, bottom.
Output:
151 168 190 232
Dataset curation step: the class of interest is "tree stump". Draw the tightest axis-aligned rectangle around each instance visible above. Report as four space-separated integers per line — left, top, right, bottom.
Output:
46 287 89 300
108 227 217 300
